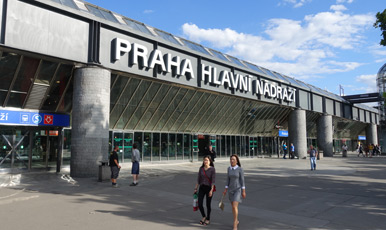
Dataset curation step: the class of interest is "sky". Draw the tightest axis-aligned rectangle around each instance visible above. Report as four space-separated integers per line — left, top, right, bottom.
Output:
85 0 386 100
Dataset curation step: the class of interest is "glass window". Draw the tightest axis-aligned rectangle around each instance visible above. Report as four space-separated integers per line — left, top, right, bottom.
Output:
6 92 27 108
209 49 229 62
0 53 21 91
243 62 266 76
236 136 241 155
41 64 73 111
57 77 73 113
184 134 191 160
161 133 168 161
169 133 176 160
155 29 181 45
181 39 211 55
134 132 143 156
110 78 140 129
226 136 231 156
144 86 179 130
12 56 39 93
60 0 79 9
36 60 58 85
0 91 7 106
110 76 129 109
152 133 160 161
136 84 169 130
158 88 188 131
177 134 183 160
85 4 105 19
312 94 323 113
123 133 133 162
261 68 280 80
125 82 160 130
142 132 151 161
227 56 246 68
221 135 226 158
99 9 119 23
123 18 153 36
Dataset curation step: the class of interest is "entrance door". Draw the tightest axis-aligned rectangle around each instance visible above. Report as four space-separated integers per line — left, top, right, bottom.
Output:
0 129 30 169
31 130 60 169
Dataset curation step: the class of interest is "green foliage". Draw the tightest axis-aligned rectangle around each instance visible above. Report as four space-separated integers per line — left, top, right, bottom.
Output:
374 9 386 46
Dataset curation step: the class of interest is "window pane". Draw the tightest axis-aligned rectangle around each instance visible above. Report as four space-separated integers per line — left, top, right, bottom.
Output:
227 56 245 68
184 134 191 160
124 133 133 162
36 60 58 85
181 39 211 55
155 29 181 45
243 62 266 76
177 134 183 160
161 133 168 160
209 49 229 62
99 9 119 23
169 134 176 159
12 56 39 93
6 92 27 108
41 64 73 111
152 133 160 161
0 91 7 106
143 132 151 161
60 0 79 9
0 53 21 91
57 77 73 113
86 5 105 19
123 18 153 36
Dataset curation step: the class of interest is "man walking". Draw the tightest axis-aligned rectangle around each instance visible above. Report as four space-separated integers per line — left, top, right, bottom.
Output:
110 146 121 187
308 145 318 171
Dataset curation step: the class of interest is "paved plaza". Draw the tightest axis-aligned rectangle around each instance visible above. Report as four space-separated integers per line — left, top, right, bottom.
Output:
1 152 386 230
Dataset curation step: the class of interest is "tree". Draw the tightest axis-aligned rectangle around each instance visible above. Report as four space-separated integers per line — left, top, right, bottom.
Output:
374 9 386 46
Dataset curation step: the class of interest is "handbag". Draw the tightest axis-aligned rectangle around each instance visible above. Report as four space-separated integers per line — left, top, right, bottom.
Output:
218 193 225 211
202 168 216 192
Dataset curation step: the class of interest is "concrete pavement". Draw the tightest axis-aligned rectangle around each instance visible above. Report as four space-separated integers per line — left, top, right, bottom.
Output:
1 152 386 230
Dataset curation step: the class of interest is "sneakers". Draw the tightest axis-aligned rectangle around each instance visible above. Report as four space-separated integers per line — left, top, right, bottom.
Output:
112 184 118 188
130 182 138 186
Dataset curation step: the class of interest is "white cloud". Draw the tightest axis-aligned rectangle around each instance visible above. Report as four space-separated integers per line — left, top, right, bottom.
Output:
330 4 347 11
355 74 377 93
281 0 312 8
181 9 374 78
336 0 353 4
143 9 154 14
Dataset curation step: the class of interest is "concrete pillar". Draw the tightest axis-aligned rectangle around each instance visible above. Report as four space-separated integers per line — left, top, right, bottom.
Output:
71 66 111 178
366 123 378 145
317 114 333 157
288 109 307 159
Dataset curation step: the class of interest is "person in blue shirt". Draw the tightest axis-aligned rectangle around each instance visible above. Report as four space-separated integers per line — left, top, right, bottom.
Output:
289 143 295 159
282 142 287 159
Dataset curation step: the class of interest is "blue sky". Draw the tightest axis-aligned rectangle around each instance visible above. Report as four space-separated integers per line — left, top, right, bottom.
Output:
85 0 386 98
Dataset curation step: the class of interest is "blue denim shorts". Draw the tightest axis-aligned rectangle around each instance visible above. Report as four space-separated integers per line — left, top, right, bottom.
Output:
131 161 139 175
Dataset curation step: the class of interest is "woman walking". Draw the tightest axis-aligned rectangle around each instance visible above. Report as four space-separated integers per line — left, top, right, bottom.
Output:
194 155 216 226
223 154 246 230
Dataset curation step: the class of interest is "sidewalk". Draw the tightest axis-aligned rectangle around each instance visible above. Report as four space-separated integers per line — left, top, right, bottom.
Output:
1 153 386 230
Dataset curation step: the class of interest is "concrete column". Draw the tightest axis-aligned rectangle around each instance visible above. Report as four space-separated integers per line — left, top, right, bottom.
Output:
288 109 307 159
71 66 110 178
317 114 333 157
366 123 378 145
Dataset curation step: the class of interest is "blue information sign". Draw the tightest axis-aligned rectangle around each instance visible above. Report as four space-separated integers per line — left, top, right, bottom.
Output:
358 135 366 140
279 130 288 137
0 110 70 127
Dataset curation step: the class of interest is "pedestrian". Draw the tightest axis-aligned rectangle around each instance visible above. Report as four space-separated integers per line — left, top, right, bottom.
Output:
194 155 216 226
308 145 318 171
223 154 246 230
130 143 140 186
357 144 364 157
109 146 121 187
342 144 348 157
289 143 295 159
282 142 287 159
206 144 216 162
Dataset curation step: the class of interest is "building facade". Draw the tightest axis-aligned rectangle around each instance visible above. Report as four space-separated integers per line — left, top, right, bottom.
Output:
0 0 379 176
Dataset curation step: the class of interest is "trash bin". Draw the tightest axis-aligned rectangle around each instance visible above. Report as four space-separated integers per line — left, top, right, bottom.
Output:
98 161 110 182
342 150 347 157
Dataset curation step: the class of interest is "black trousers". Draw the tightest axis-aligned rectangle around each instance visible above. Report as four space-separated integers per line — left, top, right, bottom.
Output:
198 185 213 220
